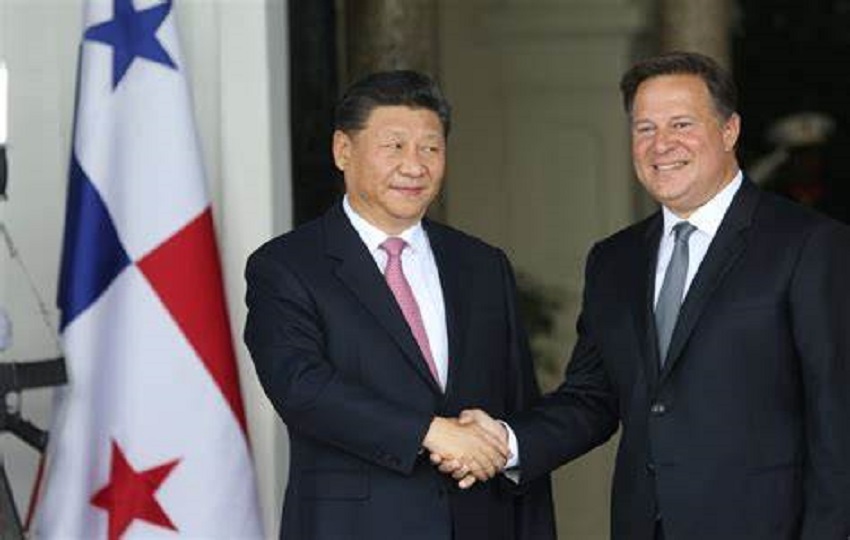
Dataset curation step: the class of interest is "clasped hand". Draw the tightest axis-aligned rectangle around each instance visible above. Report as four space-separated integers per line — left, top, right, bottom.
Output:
423 409 507 489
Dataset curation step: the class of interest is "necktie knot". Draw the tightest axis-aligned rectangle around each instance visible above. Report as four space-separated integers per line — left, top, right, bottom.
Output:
380 237 407 259
673 221 697 243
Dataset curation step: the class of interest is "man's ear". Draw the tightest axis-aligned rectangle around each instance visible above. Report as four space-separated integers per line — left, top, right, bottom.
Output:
722 113 741 152
332 130 351 171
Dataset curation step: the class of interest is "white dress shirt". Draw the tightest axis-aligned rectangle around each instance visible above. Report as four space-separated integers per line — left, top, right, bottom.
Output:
505 170 744 473
343 196 449 390
654 171 743 305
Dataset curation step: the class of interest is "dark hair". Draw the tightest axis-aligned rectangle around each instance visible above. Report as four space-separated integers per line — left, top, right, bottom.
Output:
619 51 738 120
334 70 452 136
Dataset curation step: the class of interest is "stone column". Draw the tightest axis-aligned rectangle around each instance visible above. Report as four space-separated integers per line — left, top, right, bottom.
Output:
660 0 733 67
343 0 439 83
342 0 443 217
290 0 341 225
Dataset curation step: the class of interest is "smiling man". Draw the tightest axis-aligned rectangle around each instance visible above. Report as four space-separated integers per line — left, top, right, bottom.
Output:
243 70 554 540
629 71 740 217
453 51 850 540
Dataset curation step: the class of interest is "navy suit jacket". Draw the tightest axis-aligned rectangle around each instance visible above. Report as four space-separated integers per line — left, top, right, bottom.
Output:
244 202 555 540
512 179 850 540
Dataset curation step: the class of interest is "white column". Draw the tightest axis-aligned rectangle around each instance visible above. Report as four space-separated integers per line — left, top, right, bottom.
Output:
661 0 733 66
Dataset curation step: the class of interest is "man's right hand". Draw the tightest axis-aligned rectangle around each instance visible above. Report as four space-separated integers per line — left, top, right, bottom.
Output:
428 409 510 488
423 416 508 483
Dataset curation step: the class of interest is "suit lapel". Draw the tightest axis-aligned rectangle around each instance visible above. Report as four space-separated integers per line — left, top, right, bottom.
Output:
323 204 442 393
660 180 760 380
424 220 470 399
638 214 664 388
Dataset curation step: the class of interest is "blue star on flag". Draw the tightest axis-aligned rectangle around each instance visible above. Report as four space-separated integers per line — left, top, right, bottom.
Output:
84 0 177 88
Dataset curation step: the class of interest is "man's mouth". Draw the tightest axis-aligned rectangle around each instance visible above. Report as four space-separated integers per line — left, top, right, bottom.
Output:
653 161 688 172
392 186 427 194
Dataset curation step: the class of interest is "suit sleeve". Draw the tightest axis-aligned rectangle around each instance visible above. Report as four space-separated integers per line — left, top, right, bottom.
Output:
510 244 620 484
790 221 850 538
495 251 558 540
243 249 432 475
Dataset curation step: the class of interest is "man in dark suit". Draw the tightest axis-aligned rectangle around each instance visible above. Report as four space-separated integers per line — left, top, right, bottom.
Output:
243 70 555 540
452 52 850 539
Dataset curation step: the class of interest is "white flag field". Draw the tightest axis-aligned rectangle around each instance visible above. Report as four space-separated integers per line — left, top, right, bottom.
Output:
34 0 263 538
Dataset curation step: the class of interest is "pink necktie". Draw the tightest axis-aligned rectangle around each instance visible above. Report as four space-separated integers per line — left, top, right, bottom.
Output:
380 237 440 385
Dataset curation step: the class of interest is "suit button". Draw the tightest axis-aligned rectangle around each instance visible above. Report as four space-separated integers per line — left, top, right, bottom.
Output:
646 462 656 476
650 403 666 415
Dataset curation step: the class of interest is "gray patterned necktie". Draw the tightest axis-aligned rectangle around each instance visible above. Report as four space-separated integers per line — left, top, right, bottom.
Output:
655 221 697 366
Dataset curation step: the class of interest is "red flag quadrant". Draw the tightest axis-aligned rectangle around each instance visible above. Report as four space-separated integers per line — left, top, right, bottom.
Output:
138 208 248 434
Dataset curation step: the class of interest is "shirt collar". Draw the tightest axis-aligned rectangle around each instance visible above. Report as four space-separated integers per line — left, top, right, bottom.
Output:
342 195 427 255
661 170 743 239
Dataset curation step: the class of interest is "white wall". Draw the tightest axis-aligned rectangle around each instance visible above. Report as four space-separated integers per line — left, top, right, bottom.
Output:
0 1 290 536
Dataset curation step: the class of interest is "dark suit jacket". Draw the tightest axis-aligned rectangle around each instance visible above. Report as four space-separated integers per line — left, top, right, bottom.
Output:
244 202 555 540
512 179 850 540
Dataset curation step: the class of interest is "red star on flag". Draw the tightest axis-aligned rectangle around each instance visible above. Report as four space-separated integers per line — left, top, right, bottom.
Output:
90 440 180 540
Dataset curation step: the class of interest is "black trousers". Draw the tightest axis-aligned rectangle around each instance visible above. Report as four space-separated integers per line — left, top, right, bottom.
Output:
655 520 665 540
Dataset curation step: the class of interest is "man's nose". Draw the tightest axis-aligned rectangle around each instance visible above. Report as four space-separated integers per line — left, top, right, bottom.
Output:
399 147 426 176
651 128 675 153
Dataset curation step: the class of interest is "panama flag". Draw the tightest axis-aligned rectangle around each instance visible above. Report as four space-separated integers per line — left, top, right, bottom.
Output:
35 0 263 538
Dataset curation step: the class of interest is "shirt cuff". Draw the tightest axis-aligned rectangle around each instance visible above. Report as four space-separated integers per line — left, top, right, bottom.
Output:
500 420 520 468
499 420 521 483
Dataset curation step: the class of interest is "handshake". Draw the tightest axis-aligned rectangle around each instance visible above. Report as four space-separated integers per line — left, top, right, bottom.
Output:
423 409 508 489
